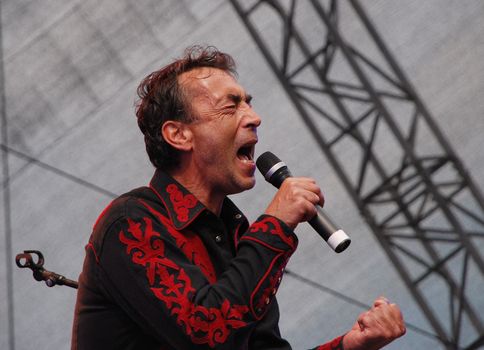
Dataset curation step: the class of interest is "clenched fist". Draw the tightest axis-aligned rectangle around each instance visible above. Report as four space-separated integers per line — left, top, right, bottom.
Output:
343 297 406 350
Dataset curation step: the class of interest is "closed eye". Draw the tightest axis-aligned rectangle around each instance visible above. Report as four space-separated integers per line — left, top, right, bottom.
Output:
227 93 253 107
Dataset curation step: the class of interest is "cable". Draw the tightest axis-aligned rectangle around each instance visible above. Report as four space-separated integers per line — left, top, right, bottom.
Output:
285 269 458 347
0 144 117 199
0 144 456 347
0 146 459 347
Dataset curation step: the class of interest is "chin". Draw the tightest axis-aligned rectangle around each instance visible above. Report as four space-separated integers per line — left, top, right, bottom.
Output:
244 180 256 190
241 177 256 191
228 177 256 195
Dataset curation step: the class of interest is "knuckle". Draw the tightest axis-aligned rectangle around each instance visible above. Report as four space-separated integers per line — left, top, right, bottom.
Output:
359 311 371 323
306 205 317 218
294 197 306 207
311 193 320 204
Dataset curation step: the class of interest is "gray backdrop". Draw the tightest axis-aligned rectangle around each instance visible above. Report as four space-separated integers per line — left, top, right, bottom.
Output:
1 1 483 349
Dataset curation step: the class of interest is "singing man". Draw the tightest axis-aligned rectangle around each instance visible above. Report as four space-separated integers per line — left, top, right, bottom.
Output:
71 46 405 350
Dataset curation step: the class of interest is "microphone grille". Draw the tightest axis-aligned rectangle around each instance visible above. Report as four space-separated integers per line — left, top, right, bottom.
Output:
256 151 281 176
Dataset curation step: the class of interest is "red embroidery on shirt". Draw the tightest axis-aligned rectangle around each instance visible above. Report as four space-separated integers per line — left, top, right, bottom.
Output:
139 200 217 284
119 217 248 347
92 200 114 230
120 218 178 285
316 335 345 350
254 261 285 311
166 184 198 223
249 216 296 249
85 242 100 263
239 217 296 318
233 223 243 250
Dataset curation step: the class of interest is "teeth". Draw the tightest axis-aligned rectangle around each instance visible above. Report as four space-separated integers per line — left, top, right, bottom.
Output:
237 144 255 163
237 153 254 163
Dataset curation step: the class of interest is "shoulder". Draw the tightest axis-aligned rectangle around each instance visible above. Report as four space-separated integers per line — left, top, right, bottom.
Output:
91 186 167 238
87 185 173 260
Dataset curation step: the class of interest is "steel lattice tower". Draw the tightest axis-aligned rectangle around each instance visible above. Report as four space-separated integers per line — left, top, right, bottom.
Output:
230 1 484 348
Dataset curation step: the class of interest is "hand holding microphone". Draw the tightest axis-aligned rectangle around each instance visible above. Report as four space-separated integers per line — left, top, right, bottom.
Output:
257 151 351 253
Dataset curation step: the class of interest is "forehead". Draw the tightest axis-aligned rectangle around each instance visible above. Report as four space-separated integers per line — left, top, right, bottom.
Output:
178 67 243 101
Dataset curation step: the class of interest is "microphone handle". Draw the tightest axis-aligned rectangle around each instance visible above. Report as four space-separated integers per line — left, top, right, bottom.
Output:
266 165 351 253
308 207 337 241
308 208 350 253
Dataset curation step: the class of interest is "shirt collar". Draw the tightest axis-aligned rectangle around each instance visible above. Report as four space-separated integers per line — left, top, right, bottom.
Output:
149 169 207 230
149 169 249 230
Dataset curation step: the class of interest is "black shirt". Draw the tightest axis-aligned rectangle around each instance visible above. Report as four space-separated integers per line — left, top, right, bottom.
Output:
71 169 298 349
71 169 344 350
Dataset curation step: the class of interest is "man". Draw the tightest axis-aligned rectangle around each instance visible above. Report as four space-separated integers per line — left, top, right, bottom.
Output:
72 46 405 349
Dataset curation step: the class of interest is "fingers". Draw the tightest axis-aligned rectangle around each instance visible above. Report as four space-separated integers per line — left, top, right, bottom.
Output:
373 296 391 307
368 297 406 338
345 298 406 350
305 178 325 207
281 178 320 222
284 177 325 207
264 177 325 229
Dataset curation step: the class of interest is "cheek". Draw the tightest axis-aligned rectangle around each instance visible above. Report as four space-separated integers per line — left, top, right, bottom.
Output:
196 137 227 165
194 120 238 159
210 124 237 148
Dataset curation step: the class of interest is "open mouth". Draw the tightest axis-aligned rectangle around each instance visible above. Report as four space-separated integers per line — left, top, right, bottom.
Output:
236 143 255 162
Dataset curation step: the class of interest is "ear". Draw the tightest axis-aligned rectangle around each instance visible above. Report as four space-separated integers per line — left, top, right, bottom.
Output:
161 120 193 152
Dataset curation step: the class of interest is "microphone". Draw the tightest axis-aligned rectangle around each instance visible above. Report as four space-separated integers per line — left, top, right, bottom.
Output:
256 151 351 253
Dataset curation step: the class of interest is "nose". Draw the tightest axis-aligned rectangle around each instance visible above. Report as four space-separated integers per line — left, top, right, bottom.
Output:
243 109 262 130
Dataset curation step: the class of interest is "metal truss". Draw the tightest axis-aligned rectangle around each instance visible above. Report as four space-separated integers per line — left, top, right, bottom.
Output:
230 0 484 348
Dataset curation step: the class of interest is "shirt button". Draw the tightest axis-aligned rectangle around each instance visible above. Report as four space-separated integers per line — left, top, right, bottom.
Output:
265 297 270 305
235 213 242 219
215 235 223 243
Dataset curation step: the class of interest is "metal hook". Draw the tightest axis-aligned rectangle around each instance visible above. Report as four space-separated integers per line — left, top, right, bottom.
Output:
15 250 45 269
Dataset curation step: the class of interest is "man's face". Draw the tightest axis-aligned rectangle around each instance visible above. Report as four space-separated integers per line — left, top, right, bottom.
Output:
179 67 261 196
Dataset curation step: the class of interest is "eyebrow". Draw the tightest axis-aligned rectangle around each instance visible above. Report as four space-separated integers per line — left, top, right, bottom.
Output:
227 93 253 105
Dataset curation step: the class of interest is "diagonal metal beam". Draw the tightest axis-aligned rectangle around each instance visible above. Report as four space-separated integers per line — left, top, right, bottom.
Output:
230 1 484 348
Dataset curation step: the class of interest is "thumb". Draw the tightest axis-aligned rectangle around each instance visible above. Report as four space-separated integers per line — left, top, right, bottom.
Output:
357 311 369 332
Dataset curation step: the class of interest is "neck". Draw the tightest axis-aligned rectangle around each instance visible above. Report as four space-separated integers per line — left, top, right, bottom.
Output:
168 166 225 216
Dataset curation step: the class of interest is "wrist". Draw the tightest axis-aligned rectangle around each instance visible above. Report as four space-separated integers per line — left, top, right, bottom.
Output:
342 330 363 350
336 334 346 350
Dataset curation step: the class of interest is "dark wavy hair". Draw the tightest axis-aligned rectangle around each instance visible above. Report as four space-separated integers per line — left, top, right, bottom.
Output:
135 45 237 171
